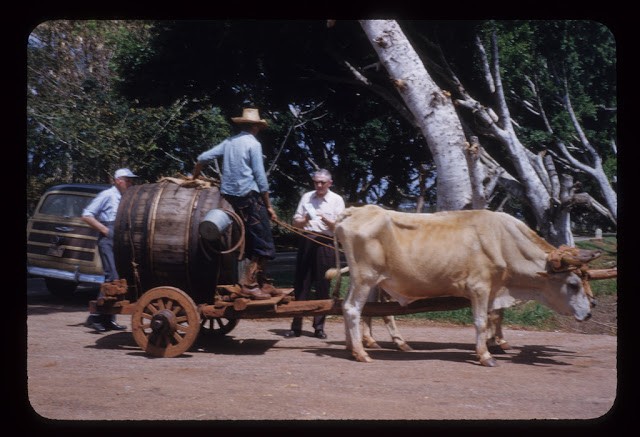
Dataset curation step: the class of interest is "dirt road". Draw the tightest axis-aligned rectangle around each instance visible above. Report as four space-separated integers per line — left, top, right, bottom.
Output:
24 278 620 426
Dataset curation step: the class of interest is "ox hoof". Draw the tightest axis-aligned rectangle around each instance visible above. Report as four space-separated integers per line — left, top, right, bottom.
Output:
363 341 382 349
480 357 498 367
397 342 413 352
353 353 373 363
499 342 511 351
488 338 510 353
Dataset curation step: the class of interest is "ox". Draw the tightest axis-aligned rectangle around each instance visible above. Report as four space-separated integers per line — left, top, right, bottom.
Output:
326 205 599 367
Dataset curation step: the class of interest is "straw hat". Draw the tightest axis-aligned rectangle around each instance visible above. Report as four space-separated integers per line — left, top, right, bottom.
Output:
231 108 268 127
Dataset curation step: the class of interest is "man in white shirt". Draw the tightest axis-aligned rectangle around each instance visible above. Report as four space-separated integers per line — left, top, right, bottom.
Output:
284 169 345 339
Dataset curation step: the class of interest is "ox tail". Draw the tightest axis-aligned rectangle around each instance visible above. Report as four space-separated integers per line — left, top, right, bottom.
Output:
326 266 350 280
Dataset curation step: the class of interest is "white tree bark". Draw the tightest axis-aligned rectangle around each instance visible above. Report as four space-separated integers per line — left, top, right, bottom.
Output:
454 31 605 245
559 86 617 222
360 20 472 211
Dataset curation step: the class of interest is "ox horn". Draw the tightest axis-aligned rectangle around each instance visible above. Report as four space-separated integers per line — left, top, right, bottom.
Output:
547 245 602 272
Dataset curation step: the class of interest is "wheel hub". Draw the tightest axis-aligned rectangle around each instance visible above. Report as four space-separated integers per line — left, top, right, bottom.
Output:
150 309 177 334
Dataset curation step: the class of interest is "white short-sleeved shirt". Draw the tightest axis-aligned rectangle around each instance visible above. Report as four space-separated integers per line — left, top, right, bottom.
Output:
293 190 345 236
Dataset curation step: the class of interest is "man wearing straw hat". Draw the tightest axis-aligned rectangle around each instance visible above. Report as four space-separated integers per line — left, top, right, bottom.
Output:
192 108 280 300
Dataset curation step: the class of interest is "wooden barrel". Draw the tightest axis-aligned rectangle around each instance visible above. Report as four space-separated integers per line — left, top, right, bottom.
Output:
114 181 239 303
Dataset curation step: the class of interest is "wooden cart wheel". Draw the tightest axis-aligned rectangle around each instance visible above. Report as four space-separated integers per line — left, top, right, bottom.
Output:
131 286 201 358
200 317 238 336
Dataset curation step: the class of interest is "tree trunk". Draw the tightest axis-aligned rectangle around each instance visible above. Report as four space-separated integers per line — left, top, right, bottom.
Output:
360 20 472 212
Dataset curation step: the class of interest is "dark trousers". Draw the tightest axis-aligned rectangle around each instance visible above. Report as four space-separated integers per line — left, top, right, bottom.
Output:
97 223 118 282
224 192 275 260
290 234 334 331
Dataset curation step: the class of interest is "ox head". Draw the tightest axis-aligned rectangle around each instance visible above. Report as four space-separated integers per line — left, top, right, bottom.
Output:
537 246 602 321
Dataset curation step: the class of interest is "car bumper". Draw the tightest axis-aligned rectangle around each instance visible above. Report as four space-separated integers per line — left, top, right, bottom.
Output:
27 265 105 284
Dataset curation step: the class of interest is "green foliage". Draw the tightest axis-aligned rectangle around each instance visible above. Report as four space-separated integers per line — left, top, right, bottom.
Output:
26 20 232 215
111 20 431 212
27 19 616 227
489 20 616 163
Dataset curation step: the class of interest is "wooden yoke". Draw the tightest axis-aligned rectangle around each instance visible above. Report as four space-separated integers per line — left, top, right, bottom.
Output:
547 246 616 302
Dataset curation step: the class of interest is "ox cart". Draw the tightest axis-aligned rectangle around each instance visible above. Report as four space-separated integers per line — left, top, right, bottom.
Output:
89 281 473 358
87 180 616 359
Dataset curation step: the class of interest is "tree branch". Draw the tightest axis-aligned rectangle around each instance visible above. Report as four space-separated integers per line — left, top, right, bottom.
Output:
475 34 495 94
489 31 513 133
319 46 418 127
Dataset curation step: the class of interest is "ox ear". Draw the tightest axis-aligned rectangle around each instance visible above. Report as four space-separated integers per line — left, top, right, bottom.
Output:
536 271 550 278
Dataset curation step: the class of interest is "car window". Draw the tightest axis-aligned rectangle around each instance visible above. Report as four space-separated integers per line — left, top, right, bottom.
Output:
39 193 94 218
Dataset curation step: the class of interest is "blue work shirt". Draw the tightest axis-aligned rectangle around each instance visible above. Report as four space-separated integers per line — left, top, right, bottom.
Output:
197 131 270 197
82 186 121 223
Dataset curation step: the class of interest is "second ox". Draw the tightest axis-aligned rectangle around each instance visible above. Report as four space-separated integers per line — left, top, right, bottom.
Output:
326 205 599 367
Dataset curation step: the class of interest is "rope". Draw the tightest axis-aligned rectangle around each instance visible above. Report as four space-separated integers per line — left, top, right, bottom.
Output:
272 217 343 252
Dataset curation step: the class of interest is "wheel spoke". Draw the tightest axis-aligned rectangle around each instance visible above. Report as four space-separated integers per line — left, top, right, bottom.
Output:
155 298 166 310
176 323 194 334
172 331 185 343
199 317 237 336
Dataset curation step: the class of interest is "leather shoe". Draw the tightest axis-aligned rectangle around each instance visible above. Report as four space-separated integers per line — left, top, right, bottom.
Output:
284 330 301 338
85 316 106 333
87 320 107 332
105 320 127 331
314 329 327 339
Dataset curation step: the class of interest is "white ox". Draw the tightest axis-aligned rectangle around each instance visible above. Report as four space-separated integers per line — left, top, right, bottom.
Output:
326 205 598 367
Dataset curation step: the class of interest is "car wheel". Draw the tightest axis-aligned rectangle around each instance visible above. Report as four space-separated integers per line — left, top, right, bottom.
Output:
44 278 77 298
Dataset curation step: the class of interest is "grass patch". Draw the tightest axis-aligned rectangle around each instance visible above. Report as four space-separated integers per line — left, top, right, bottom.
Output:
396 301 557 329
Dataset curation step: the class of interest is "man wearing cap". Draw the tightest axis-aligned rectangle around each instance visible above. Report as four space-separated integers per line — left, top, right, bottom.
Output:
82 168 139 332
192 108 279 300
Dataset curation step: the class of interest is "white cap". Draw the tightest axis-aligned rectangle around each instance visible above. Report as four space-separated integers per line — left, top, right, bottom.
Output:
114 168 139 179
